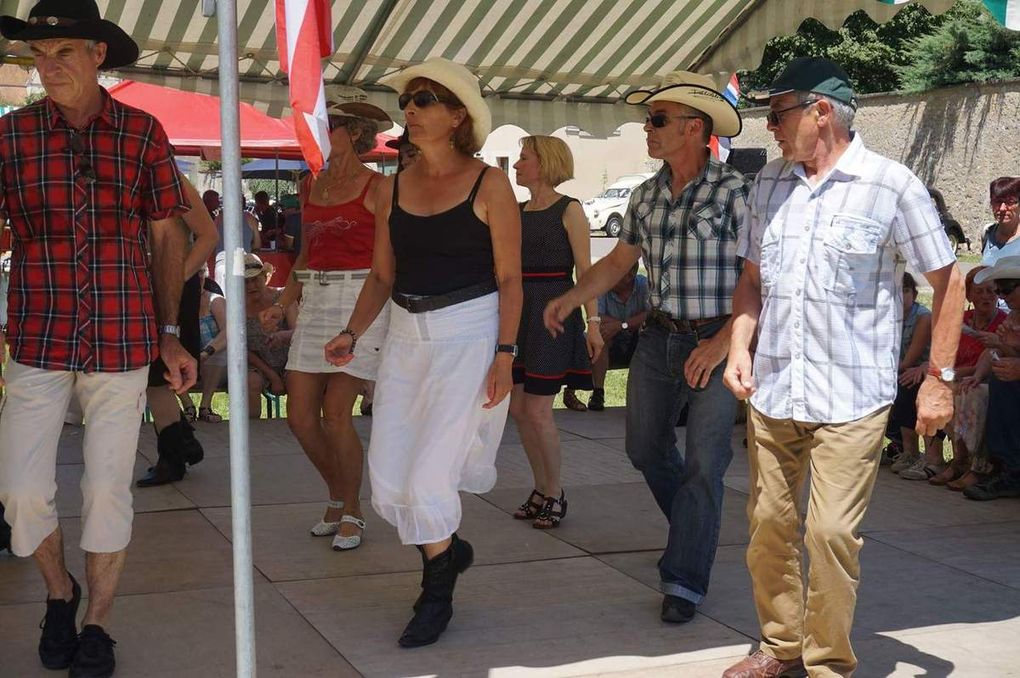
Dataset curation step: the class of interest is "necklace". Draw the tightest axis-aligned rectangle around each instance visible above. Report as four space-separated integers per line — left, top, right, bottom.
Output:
319 169 362 200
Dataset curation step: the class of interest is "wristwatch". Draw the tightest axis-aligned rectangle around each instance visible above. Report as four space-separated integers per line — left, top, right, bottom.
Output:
158 324 181 337
496 343 518 358
621 321 629 330
928 365 956 383
202 345 216 357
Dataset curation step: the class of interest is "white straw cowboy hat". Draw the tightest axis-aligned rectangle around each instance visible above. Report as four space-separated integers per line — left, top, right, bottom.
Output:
625 70 742 138
324 84 393 133
975 255 1020 284
242 252 274 280
379 57 492 150
0 0 139 70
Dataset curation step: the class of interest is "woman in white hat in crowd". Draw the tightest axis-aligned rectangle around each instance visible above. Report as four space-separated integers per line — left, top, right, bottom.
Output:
244 253 295 419
260 88 392 551
325 57 522 648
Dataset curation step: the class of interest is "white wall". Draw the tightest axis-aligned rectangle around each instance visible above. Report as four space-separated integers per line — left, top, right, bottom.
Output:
480 123 659 203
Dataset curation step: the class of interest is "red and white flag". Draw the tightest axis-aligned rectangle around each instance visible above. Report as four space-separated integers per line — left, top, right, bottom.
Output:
276 0 333 175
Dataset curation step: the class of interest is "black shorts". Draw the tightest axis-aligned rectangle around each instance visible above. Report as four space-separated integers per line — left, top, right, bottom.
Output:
147 274 202 388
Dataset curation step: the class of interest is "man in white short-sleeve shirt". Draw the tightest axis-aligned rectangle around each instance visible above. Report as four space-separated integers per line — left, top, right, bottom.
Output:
722 57 965 678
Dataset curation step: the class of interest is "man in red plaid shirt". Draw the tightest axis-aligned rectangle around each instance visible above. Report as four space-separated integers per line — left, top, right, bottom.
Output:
0 2 197 675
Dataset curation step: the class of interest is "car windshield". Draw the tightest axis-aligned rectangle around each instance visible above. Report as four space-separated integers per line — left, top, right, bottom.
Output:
599 188 630 199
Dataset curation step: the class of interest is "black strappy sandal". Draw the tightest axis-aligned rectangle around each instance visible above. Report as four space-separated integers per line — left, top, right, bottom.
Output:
533 490 567 529
513 489 545 520
182 403 198 422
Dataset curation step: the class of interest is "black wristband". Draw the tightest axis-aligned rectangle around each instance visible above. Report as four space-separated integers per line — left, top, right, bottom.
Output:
339 328 358 352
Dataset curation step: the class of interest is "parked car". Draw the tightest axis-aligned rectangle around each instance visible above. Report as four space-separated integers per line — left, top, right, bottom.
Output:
927 186 970 252
583 173 654 237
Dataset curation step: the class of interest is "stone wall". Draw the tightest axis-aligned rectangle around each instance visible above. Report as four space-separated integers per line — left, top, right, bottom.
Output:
735 78 1020 249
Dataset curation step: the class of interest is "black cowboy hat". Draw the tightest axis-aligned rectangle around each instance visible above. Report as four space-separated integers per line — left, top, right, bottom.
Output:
1 0 139 70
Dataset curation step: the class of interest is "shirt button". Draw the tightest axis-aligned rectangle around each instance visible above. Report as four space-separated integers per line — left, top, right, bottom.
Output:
796 289 802 296
794 352 801 359
794 321 800 329
804 226 810 232
800 258 806 264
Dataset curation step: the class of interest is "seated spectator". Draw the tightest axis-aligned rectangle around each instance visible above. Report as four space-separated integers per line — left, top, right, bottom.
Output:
191 265 228 422
213 192 261 284
244 253 295 418
932 266 1007 487
564 263 649 412
279 194 301 252
961 257 1020 500
886 273 935 476
980 177 1020 265
253 190 283 248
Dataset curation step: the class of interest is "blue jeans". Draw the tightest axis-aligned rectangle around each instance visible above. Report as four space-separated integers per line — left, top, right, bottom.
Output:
625 322 736 604
986 376 1020 474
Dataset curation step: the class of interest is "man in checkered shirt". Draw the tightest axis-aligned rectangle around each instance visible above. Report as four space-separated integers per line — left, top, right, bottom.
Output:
0 1 198 675
722 58 965 678
546 70 749 625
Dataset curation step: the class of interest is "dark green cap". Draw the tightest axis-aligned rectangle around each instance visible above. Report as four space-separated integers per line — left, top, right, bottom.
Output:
769 57 857 109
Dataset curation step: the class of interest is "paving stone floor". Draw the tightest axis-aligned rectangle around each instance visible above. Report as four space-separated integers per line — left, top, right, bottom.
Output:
1 408 1018 677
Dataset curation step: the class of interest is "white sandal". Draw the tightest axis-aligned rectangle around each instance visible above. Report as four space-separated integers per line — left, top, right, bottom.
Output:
331 515 366 551
309 499 345 536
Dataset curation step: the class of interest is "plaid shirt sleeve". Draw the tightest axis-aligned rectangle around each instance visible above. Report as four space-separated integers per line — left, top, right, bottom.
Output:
141 121 188 221
892 171 956 273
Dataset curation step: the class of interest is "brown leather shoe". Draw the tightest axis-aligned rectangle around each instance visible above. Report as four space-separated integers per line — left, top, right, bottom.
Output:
722 650 807 678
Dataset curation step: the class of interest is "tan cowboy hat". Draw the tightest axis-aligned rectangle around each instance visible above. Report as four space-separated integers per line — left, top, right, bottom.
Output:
379 57 491 150
324 84 393 133
975 255 1020 284
625 71 742 138
1 0 139 69
242 252 274 280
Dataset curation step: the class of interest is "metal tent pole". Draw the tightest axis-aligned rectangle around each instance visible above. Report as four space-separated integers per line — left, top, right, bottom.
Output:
214 0 257 675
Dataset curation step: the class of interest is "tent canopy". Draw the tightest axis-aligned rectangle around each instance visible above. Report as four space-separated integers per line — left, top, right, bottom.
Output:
1 0 1014 136
107 80 295 157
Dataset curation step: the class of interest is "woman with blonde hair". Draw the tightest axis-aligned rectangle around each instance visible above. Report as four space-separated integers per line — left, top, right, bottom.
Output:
261 88 392 551
509 135 601 528
325 58 521 647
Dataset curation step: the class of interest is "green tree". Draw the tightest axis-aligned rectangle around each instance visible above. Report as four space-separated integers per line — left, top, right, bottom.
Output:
738 4 946 98
898 0 1020 91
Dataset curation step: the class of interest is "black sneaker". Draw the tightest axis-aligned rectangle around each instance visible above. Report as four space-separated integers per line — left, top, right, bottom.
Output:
963 473 1020 501
38 571 81 669
70 625 117 678
660 594 696 624
587 389 605 412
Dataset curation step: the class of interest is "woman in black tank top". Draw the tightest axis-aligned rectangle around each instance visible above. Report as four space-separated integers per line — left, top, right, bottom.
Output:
324 58 522 648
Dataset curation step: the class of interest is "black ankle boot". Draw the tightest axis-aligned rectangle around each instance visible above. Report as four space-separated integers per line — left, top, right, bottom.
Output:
412 534 473 613
177 413 204 466
136 422 188 487
400 535 473 647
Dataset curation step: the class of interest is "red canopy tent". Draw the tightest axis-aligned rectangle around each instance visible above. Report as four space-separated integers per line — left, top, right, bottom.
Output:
107 81 397 163
107 80 296 158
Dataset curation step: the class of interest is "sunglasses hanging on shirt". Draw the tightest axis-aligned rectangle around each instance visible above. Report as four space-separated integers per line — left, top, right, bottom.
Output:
68 132 96 185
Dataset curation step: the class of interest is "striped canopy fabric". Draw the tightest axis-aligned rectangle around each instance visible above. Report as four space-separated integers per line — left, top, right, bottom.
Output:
0 0 1013 135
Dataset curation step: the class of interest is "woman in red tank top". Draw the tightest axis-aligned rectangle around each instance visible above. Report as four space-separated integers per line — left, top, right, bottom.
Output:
259 89 393 551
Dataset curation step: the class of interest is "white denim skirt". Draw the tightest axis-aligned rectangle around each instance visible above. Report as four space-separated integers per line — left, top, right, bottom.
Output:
368 292 509 545
287 269 389 380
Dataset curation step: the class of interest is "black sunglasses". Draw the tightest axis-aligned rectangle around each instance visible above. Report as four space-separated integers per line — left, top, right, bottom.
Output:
766 99 819 126
644 113 703 129
397 90 454 110
992 196 1019 207
995 280 1020 296
68 132 96 184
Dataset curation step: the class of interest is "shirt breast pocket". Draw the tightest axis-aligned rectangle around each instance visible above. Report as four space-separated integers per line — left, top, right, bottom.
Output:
757 232 781 291
687 203 728 241
822 214 885 302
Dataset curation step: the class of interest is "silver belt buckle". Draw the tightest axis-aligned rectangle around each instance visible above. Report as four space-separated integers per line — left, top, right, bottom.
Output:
316 270 329 286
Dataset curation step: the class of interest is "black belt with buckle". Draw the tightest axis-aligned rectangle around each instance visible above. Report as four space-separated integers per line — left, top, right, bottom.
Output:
646 309 730 335
391 279 498 314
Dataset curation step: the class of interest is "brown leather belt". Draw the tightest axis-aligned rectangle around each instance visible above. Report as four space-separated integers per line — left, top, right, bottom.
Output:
646 309 730 334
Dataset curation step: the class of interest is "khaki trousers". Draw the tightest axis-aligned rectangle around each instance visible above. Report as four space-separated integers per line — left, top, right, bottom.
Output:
746 405 888 678
0 361 148 556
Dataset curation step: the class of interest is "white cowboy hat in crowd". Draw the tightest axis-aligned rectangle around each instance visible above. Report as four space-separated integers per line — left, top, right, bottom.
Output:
380 57 491 150
975 255 1020 284
324 84 394 133
625 70 742 138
